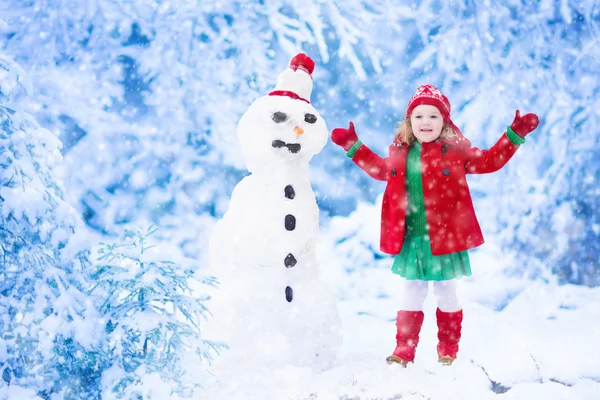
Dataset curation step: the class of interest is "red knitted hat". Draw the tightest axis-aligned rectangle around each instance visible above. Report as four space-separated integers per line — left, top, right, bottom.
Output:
269 53 314 104
406 85 451 121
406 85 471 147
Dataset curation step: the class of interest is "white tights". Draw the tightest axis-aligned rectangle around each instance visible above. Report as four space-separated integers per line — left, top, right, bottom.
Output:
399 279 461 312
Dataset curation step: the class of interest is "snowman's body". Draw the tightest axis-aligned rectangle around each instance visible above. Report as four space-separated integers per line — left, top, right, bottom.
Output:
212 171 318 275
207 69 342 368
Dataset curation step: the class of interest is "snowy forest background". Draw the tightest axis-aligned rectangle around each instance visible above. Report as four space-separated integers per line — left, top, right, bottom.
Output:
1 0 599 399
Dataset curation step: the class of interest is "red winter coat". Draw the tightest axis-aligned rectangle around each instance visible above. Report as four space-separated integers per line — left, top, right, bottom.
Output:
351 133 520 256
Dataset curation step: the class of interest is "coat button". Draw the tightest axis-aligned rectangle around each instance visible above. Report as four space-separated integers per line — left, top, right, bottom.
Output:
442 168 450 176
441 144 447 154
391 169 397 177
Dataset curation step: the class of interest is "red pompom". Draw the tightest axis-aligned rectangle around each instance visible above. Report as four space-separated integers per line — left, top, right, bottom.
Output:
290 53 314 75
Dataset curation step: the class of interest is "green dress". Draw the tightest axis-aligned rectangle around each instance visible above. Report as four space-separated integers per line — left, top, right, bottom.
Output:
391 142 472 281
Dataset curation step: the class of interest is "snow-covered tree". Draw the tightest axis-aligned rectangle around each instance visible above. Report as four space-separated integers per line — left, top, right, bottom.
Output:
89 226 221 399
0 52 102 398
0 0 384 264
1 1 598 285
395 1 600 285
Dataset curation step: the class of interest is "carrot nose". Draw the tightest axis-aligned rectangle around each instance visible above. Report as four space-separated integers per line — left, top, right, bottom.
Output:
294 126 304 135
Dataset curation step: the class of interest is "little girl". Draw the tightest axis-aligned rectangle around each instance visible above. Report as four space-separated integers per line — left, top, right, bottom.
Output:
331 85 539 366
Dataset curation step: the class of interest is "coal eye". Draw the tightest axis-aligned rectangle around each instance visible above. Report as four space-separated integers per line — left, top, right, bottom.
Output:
272 112 288 123
304 113 317 124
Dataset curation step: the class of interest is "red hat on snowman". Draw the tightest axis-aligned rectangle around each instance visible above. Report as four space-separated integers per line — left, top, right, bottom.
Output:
406 85 471 147
269 53 314 104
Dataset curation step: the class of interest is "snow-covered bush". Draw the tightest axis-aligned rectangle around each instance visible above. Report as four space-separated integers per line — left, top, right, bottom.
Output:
89 226 221 399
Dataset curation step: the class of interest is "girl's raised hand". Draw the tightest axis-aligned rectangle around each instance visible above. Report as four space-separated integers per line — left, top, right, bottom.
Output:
331 121 359 151
510 110 539 138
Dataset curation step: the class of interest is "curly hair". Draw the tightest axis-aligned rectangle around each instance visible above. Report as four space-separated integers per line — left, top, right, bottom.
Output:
393 118 456 146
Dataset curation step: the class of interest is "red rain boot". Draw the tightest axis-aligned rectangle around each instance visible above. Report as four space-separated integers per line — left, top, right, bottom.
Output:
436 308 463 365
386 310 425 366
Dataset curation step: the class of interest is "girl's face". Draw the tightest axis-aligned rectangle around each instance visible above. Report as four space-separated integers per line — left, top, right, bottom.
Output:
410 104 444 143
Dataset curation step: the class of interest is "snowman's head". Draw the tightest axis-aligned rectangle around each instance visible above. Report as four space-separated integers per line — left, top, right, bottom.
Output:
236 54 328 174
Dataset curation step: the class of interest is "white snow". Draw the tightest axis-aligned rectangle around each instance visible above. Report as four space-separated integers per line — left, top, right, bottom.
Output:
195 198 600 399
0 383 43 400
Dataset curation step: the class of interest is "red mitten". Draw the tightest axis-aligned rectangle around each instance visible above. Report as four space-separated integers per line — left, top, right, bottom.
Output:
510 110 539 138
331 122 359 151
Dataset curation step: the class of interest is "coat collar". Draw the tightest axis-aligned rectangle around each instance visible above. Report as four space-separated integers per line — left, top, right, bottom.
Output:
393 137 468 150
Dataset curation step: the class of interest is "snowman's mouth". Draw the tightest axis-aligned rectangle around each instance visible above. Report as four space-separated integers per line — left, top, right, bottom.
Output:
272 140 301 154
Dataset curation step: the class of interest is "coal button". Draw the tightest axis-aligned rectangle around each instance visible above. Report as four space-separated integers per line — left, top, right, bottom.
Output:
284 253 297 268
284 185 295 199
285 214 296 230
285 286 293 302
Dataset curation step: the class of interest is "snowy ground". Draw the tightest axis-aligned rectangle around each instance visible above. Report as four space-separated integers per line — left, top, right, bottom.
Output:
197 233 600 400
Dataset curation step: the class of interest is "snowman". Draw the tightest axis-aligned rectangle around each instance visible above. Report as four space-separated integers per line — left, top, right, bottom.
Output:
206 54 342 369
